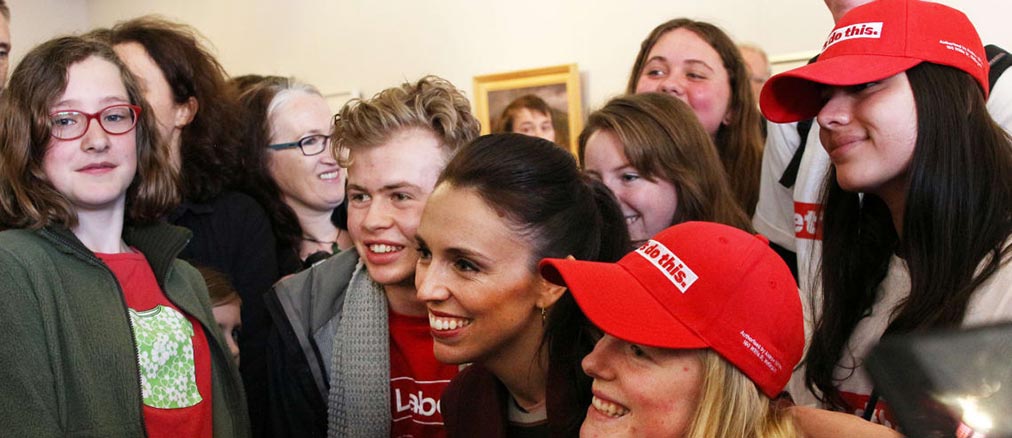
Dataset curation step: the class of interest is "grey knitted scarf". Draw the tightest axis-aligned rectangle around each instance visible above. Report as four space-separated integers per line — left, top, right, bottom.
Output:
327 262 391 437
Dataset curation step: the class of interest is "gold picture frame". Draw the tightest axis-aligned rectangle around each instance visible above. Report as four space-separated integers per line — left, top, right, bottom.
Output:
473 63 583 157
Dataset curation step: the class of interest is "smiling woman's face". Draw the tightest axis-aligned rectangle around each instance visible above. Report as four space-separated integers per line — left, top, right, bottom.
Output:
266 91 345 215
580 334 704 438
415 184 552 369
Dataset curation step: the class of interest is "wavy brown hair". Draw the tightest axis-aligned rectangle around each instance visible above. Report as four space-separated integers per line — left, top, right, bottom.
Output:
0 36 177 229
627 18 763 216
579 93 753 232
334 75 480 164
103 16 242 203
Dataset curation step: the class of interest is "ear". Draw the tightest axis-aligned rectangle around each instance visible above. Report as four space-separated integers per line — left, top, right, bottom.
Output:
722 108 735 127
535 276 567 309
535 254 575 309
174 96 198 129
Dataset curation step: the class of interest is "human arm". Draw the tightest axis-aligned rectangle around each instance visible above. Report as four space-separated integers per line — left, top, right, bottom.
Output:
790 405 903 438
0 263 63 435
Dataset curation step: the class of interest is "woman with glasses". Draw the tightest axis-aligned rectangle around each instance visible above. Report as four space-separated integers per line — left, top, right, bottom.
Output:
238 76 350 275
0 36 248 436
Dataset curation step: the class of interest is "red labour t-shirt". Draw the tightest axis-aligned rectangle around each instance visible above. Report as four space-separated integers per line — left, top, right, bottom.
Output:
98 252 213 438
388 309 459 438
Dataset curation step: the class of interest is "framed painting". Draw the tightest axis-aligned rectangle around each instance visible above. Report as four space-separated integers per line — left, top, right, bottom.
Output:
473 63 583 157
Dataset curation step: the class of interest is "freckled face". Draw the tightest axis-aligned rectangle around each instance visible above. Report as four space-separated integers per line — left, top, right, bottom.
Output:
580 334 704 438
42 56 138 217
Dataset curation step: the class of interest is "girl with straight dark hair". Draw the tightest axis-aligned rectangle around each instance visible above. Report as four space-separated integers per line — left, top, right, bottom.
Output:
762 1 1011 436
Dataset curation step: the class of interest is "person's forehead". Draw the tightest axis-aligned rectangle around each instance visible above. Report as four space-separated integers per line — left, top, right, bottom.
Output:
0 14 10 43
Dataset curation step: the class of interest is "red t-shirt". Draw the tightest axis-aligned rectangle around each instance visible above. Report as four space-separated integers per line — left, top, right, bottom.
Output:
98 252 213 438
388 309 458 438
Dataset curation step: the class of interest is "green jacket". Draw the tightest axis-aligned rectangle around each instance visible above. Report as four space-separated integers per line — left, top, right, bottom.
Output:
0 223 250 437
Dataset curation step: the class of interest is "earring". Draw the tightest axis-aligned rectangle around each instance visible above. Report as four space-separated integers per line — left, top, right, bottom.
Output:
540 306 547 325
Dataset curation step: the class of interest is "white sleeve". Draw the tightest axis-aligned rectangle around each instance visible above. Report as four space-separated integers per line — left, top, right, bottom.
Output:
753 119 801 251
986 69 1012 137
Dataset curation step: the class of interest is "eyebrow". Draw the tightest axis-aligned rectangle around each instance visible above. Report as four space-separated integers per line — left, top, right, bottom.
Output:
347 181 423 193
644 56 716 72
415 233 493 266
52 96 130 109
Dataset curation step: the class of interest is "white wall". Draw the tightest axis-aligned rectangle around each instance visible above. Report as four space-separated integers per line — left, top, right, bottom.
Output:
10 1 1012 114
8 0 90 69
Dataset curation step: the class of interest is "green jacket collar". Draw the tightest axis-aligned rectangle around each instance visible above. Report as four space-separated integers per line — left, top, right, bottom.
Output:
40 222 192 286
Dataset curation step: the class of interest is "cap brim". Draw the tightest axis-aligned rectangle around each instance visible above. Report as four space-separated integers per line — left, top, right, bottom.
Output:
761 54 921 123
539 258 708 350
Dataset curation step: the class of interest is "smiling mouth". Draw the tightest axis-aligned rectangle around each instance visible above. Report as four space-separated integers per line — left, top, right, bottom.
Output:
592 396 630 418
368 244 403 254
429 313 472 331
624 215 640 226
319 171 340 181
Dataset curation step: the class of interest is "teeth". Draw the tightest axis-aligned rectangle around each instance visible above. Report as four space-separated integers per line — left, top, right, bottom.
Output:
319 171 340 180
624 216 640 225
592 396 629 418
369 244 403 254
429 313 471 331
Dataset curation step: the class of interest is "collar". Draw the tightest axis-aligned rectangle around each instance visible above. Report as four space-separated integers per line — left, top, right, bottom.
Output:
41 222 192 286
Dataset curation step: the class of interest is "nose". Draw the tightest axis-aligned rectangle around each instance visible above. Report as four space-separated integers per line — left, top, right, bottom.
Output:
320 140 339 165
415 259 451 303
361 199 393 232
81 118 111 152
227 338 240 367
816 87 852 130
659 74 687 97
581 334 617 381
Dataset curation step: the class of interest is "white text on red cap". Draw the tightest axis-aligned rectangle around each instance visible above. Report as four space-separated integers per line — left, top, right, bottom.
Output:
635 240 699 293
823 22 883 50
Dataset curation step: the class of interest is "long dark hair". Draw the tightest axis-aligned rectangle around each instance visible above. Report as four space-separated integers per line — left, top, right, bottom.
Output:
806 63 1012 410
104 16 243 203
437 133 630 435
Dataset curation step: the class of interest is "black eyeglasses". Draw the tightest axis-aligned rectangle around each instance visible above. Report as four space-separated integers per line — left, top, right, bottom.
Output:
268 134 331 156
48 104 142 141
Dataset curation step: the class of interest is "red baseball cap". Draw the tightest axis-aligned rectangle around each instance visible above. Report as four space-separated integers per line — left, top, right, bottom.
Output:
539 221 803 399
761 0 988 123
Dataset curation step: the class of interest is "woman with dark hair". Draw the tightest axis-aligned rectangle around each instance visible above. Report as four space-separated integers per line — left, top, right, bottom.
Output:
761 1 1011 436
237 76 350 276
101 17 279 433
579 92 752 247
416 133 630 437
628 18 763 216
0 36 247 436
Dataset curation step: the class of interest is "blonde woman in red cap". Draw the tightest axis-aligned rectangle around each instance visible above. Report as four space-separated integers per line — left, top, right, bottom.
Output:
761 0 1012 436
540 221 803 438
